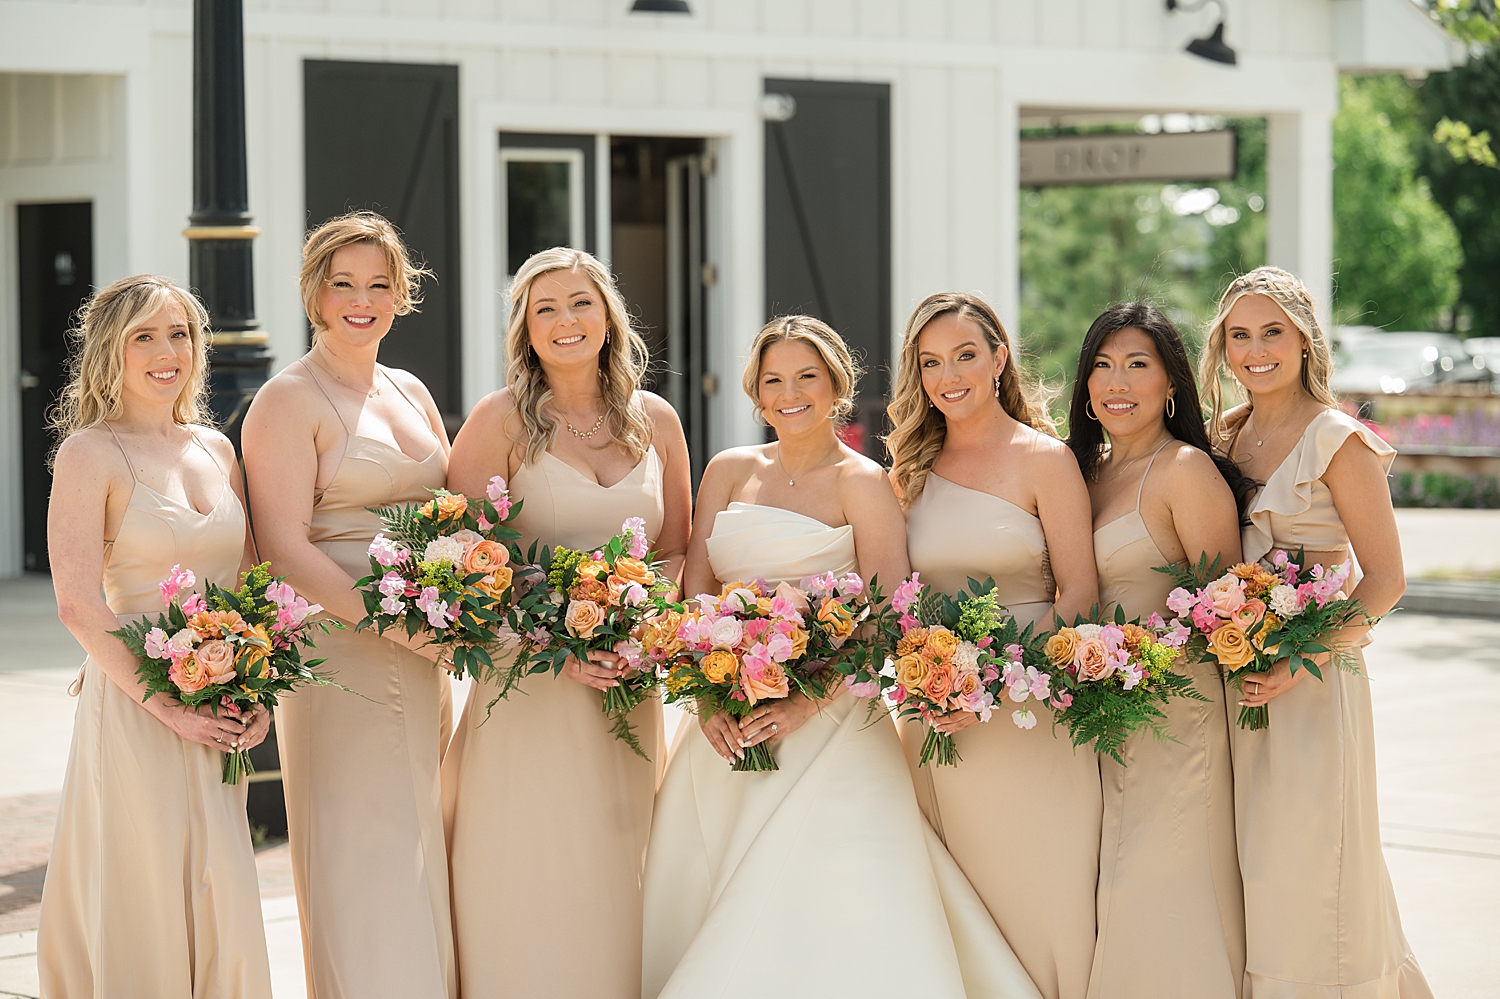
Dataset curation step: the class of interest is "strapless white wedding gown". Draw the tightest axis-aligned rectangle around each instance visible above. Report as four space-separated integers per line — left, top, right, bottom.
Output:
641 503 1042 999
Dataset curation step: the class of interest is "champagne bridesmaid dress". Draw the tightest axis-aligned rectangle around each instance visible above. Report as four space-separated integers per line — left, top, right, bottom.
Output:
276 364 455 999
904 473 1101 999
38 428 272 998
442 448 666 999
642 502 1041 999
1231 409 1431 999
1086 445 1245 999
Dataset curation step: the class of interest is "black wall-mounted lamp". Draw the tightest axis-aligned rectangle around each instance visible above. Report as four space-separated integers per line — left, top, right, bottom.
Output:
1166 0 1238 66
630 0 691 12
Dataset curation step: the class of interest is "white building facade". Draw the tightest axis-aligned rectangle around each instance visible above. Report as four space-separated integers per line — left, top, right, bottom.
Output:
0 0 1459 576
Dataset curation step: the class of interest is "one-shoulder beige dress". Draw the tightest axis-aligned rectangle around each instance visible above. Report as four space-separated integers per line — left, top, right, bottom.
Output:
442 448 666 999
904 473 1101 999
1087 446 1245 999
1231 409 1430 999
641 502 1042 999
38 427 272 999
275 365 455 999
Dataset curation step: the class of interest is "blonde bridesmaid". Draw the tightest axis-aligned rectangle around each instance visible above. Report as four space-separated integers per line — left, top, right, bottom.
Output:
1065 303 1248 999
38 276 271 998
1203 266 1431 998
886 293 1100 999
243 212 455 999
441 247 692 999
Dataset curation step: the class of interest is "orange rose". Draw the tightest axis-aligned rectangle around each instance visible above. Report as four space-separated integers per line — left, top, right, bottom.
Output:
756 597 774 616
463 540 508 576
614 556 656 588
170 654 212 693
1207 621 1256 669
194 639 238 684
423 492 468 521
237 625 273 678
1045 628 1080 666
642 610 685 658
895 653 930 692
816 598 856 645
472 565 514 603
701 649 739 684
896 627 930 657
188 609 248 640
924 628 960 659
576 559 609 581
922 662 954 702
741 661 789 705
1252 612 1282 652
954 668 981 698
564 599 605 639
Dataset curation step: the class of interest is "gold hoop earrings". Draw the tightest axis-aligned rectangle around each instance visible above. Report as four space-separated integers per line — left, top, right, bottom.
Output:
1166 396 1175 419
1086 401 1099 421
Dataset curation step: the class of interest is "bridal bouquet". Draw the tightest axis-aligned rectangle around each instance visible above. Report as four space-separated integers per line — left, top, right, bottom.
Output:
1038 608 1200 762
506 518 673 758
355 476 529 681
109 563 334 783
653 571 870 772
1159 551 1369 730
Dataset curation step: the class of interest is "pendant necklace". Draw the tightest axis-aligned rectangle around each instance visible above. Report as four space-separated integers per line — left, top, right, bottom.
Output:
1248 400 1301 447
565 412 607 440
777 441 837 486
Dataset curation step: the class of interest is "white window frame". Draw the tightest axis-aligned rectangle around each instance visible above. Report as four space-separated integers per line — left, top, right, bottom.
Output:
497 146 586 279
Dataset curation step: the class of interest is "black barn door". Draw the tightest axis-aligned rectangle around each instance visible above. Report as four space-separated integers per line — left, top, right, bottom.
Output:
19 202 93 572
763 79 891 457
304 61 461 420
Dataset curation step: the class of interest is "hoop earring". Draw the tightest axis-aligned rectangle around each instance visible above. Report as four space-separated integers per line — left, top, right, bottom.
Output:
1166 396 1175 419
1086 401 1099 422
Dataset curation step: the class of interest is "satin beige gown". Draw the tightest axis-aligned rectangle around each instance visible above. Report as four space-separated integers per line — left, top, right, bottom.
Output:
276 365 456 999
443 447 666 999
1086 447 1245 999
1231 409 1431 999
904 473 1101 999
38 428 272 999
642 502 1042 999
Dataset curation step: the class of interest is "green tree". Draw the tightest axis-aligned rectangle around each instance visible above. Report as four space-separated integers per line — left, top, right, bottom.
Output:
1332 75 1463 330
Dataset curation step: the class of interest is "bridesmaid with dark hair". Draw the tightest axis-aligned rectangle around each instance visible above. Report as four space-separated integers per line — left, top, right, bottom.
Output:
1065 302 1249 999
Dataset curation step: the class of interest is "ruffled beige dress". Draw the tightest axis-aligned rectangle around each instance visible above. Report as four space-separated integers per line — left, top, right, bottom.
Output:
442 448 666 999
641 502 1041 999
275 366 456 999
1087 446 1245 999
1232 409 1430 999
38 429 272 998
904 473 1101 999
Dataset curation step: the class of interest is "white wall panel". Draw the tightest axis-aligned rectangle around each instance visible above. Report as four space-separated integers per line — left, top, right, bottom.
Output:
762 0 809 36
1082 0 1126 50
502 48 554 103
899 65 951 303
148 32 192 283
904 0 948 41
810 0 855 37
556 50 608 104
949 0 995 45
994 0 1038 45
1041 0 1083 48
611 52 662 106
711 57 760 107
856 0 900 39
661 55 711 108
949 65 1000 296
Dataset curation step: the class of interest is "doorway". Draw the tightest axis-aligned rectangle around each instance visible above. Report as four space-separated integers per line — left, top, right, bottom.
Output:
19 201 93 573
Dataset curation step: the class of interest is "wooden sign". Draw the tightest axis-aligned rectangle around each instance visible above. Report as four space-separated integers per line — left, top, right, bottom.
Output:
1020 129 1237 187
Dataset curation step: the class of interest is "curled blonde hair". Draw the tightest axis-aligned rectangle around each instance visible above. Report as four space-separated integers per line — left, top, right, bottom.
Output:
1199 266 1338 446
506 247 653 465
886 292 1053 507
48 275 212 466
300 211 432 336
741 315 862 426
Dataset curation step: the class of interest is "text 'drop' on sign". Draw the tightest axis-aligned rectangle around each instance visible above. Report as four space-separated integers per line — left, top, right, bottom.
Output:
1019 129 1237 187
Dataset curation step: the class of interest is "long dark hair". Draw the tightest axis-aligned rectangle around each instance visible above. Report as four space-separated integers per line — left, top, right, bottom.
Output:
1066 302 1256 518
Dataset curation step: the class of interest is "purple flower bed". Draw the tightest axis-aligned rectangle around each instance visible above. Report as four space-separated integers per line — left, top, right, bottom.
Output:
1377 411 1500 450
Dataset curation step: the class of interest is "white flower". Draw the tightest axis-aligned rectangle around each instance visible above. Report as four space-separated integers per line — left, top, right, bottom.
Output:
1268 584 1302 619
952 640 979 673
449 530 484 556
706 615 744 649
423 535 465 565
1074 623 1103 641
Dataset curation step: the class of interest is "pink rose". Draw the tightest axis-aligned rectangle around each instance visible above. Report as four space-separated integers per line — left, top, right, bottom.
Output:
1231 599 1266 630
1073 638 1114 681
740 658 789 705
1203 575 1246 618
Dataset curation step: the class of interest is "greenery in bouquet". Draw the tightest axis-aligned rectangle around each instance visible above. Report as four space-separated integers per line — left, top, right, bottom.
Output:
652 572 872 773
355 476 528 682
505 517 674 759
1040 605 1204 764
109 562 337 783
1157 551 1371 730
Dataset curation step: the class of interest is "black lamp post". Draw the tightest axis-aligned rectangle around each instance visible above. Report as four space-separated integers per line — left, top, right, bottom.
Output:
1166 0 1238 66
188 0 271 448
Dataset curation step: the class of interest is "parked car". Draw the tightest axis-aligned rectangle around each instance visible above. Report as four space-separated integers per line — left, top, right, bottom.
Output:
1461 337 1500 388
1331 327 1490 396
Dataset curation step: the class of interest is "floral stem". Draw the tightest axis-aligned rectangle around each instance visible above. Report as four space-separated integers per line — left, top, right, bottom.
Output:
221 749 255 785
732 742 778 772
919 726 961 767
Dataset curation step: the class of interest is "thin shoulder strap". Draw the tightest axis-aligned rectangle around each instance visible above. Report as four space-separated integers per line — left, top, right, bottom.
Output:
186 427 229 481
102 422 137 483
299 357 352 434
377 365 438 427
1135 438 1174 512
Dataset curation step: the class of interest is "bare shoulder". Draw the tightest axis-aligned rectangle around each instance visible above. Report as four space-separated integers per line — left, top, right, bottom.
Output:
702 444 768 480
836 447 901 505
379 364 441 409
1019 425 1081 470
189 425 239 468
468 387 518 424
53 427 126 478
1161 441 1225 489
638 391 686 437
249 360 320 413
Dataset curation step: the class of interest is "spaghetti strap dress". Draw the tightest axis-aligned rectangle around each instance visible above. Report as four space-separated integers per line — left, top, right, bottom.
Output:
441 447 666 999
904 473 1101 999
1086 443 1245 999
37 426 272 999
275 362 455 999
1231 409 1431 999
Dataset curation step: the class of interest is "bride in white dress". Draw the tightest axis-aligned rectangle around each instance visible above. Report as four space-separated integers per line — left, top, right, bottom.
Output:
641 316 1041 999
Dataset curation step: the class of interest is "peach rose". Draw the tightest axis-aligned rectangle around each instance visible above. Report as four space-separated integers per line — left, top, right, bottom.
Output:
188 609 248 640
421 492 467 521
463 540 508 575
896 627 930 658
564 599 606 639
924 628 960 659
473 565 514 603
816 598 857 645
1074 638 1112 681
786 626 809 659
614 556 656 588
643 610 685 658
1045 628 1080 666
1207 622 1256 669
606 574 631 605
1231 599 1266 631
895 653 930 692
922 663 954 702
170 654 212 693
701 649 739 684
954 668 982 698
772 581 810 615
741 661 789 704
195 639 238 684
1204 575 1246 618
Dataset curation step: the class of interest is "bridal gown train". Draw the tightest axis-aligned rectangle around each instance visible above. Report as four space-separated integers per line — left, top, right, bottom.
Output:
641 502 1042 999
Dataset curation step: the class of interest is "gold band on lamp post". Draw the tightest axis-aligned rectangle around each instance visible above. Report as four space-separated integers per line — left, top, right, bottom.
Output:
183 224 262 240
210 329 270 346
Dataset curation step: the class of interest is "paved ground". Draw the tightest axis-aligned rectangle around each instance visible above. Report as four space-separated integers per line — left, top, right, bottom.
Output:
2 508 1498 997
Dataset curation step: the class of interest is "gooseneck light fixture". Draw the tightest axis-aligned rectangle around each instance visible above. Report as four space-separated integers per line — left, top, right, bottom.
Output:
1166 0 1238 66
630 0 691 12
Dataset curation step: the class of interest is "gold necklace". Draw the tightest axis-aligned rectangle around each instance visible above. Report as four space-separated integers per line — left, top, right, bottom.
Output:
777 441 838 486
565 412 607 440
1247 399 1302 447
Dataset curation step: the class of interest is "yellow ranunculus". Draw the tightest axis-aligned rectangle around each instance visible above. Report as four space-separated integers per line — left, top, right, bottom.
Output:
924 628 960 659
702 649 739 684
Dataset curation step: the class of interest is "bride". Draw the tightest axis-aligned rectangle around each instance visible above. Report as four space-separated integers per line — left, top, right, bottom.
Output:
641 316 1041 999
